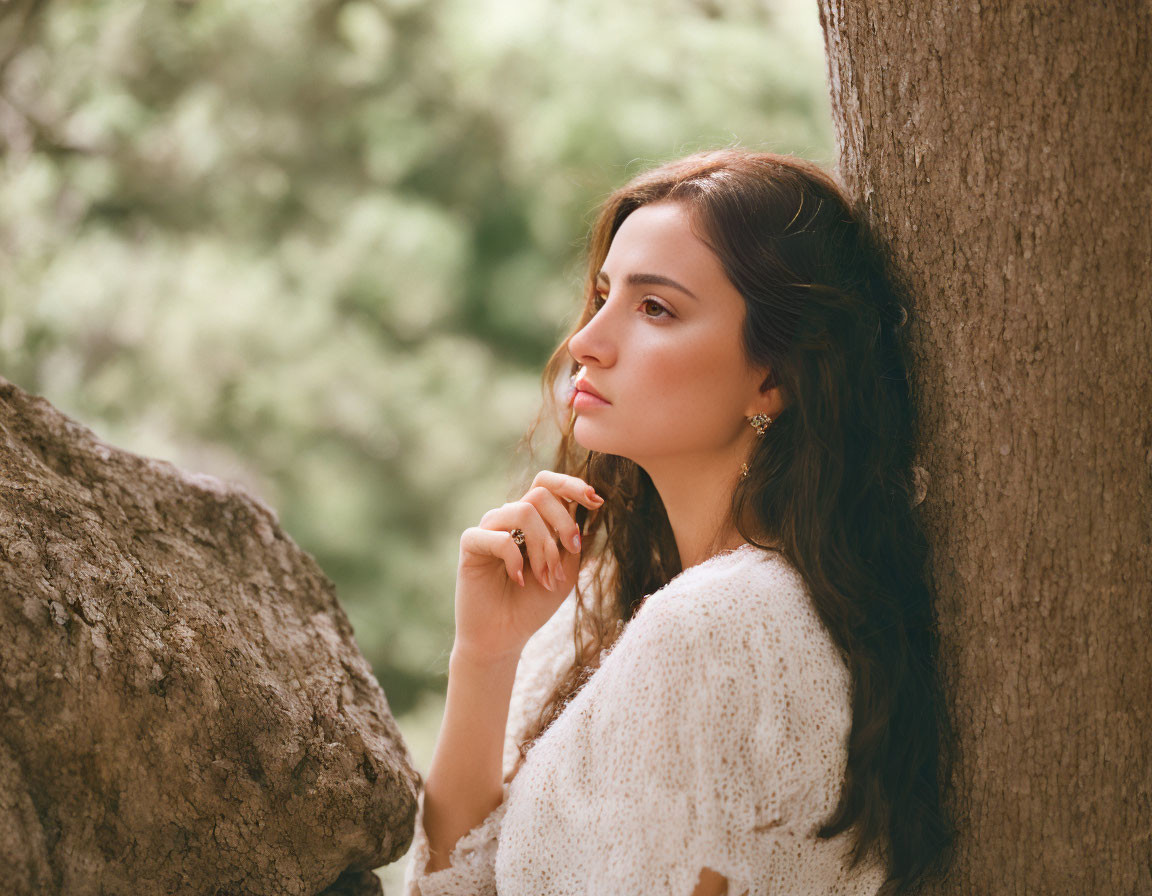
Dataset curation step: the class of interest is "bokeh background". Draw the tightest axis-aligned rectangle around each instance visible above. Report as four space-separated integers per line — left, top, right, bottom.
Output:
0 0 834 886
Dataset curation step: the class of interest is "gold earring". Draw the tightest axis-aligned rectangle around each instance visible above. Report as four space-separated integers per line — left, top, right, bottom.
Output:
748 413 773 436
740 414 773 479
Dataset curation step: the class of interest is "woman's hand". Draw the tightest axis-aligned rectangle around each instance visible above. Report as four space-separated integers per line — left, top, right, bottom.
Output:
453 470 604 663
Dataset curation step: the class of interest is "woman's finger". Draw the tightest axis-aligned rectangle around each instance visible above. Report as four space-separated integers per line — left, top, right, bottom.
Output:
478 501 557 590
519 485 586 587
529 470 604 510
460 525 526 587
524 471 604 587
523 487 569 588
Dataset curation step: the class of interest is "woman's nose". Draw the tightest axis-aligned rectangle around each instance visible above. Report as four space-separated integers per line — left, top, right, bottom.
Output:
567 299 615 368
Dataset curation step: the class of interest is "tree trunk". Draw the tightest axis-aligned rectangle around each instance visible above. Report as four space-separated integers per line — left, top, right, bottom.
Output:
816 1 1152 892
0 376 419 895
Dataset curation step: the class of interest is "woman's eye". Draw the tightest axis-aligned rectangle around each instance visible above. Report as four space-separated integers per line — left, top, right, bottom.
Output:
640 298 671 318
590 293 671 319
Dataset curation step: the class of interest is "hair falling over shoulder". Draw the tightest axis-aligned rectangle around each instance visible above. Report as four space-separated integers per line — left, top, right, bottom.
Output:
508 147 957 895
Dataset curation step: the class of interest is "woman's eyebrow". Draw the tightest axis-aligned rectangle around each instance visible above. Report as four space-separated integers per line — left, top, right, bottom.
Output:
595 270 699 301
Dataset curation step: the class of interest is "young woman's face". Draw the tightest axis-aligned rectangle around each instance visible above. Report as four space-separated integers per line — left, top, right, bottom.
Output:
566 200 770 469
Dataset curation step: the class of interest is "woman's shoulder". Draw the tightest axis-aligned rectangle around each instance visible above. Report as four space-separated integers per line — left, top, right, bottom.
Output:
638 544 814 632
630 545 848 690
620 547 854 800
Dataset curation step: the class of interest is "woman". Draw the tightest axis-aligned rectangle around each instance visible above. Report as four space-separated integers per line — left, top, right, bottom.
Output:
404 148 955 895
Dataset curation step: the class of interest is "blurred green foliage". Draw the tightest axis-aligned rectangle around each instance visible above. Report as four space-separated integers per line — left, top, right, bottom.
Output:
0 0 832 726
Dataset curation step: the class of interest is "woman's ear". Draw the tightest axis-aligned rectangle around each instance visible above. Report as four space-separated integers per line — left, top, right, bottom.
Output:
749 366 787 418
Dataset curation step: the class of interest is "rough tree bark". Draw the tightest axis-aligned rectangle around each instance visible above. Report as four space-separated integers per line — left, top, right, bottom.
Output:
816 1 1151 893
0 376 419 895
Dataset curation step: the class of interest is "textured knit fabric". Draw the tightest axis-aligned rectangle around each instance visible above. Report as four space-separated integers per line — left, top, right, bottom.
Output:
403 544 890 896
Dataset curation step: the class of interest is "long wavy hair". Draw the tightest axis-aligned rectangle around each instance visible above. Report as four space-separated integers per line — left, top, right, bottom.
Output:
506 148 956 895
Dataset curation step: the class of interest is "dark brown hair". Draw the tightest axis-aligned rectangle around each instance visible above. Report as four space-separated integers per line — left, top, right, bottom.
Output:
510 148 956 894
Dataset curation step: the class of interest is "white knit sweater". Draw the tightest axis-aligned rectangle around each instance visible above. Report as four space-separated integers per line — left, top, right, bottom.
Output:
403 544 889 896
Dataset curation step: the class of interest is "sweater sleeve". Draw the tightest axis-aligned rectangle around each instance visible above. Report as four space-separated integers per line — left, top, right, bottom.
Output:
402 587 580 896
402 781 510 896
534 562 855 896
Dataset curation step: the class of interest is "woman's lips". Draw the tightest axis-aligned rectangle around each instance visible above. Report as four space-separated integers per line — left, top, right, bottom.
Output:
573 389 610 408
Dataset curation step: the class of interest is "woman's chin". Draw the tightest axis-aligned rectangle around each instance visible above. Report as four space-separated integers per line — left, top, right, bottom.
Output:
570 422 615 456
570 430 598 453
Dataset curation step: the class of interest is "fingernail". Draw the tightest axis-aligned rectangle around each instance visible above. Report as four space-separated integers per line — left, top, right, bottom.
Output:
516 569 525 587
554 563 566 584
571 532 581 551
541 568 553 591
